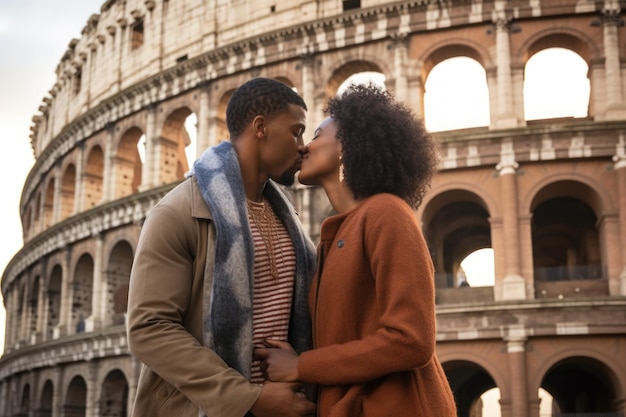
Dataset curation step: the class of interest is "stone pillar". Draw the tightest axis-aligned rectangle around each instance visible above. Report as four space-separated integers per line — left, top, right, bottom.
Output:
506 336 529 417
391 32 409 104
614 142 626 294
86 234 105 331
492 0 519 128
301 53 317 137
599 5 626 119
55 251 71 338
103 123 116 201
496 141 526 300
75 143 85 213
52 166 63 223
197 82 211 154
140 104 158 191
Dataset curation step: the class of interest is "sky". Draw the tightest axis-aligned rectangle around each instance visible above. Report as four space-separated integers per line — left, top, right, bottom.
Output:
0 0 105 352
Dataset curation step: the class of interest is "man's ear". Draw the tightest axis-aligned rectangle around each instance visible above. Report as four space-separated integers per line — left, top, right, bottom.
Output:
252 116 266 139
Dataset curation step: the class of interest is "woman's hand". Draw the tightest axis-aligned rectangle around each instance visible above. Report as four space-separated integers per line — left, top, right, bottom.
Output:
254 339 300 382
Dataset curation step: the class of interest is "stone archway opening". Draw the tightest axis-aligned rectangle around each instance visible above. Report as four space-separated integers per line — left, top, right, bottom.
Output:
64 376 87 417
444 360 497 417
541 356 621 415
116 127 144 198
106 240 134 326
39 380 54 417
160 107 197 183
422 190 493 304
100 369 129 417
530 180 607 299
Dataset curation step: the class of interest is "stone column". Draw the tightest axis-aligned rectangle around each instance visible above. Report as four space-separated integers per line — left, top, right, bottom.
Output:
301 53 317 137
86 234 105 331
52 165 63 223
140 104 158 190
614 141 626 294
55 250 71 338
492 0 519 128
103 122 116 201
197 82 211 154
599 5 626 119
391 32 409 104
496 141 526 300
74 144 85 214
506 336 529 417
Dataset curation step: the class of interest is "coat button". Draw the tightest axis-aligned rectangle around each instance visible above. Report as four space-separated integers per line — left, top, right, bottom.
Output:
337 240 344 248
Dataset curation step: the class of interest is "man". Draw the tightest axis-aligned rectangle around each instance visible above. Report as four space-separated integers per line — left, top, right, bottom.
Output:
127 78 317 417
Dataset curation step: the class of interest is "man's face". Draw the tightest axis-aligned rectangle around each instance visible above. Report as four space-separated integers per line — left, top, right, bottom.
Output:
261 103 307 185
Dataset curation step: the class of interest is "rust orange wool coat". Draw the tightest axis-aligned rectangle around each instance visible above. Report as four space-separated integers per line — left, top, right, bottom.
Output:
298 194 457 417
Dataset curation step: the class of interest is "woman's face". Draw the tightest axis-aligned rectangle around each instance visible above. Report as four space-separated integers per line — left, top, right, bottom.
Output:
298 117 342 186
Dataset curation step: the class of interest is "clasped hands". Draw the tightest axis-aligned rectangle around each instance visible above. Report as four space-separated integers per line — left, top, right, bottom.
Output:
254 339 300 382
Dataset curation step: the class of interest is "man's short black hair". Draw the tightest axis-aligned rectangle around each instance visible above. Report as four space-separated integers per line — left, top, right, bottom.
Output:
226 78 307 139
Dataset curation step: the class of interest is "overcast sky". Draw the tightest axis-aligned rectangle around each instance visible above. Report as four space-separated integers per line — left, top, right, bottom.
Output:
0 0 104 352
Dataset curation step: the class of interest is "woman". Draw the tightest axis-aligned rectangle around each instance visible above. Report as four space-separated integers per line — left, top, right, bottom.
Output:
255 84 457 416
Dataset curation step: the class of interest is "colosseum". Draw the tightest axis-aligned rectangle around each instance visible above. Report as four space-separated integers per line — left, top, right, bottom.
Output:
1 0 626 416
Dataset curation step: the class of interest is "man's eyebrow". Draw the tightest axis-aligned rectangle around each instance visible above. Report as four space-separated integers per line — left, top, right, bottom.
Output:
313 127 322 136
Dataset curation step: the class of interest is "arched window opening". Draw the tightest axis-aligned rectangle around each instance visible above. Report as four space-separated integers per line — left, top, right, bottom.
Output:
20 384 31 416
184 113 198 168
44 178 55 228
116 128 144 199
60 164 76 221
542 356 619 415
524 47 589 121
443 360 496 417
160 108 196 184
460 248 495 287
337 71 386 95
100 370 129 417
106 241 134 327
64 376 87 417
72 254 94 334
40 380 54 417
424 57 490 132
533 197 601 281
47 265 63 340
83 145 104 209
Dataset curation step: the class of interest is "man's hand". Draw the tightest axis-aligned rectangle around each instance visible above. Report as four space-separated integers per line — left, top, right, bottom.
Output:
254 339 299 382
249 381 316 417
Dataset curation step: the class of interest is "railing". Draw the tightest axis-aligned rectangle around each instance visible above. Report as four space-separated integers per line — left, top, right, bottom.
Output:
533 265 604 282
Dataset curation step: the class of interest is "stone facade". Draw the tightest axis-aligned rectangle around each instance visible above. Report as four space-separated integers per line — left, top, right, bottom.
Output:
2 0 626 416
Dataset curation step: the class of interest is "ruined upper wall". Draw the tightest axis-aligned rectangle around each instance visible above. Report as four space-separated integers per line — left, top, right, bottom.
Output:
28 0 611 157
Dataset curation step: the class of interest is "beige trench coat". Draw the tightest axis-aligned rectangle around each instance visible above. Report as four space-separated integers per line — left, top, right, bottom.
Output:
127 178 262 417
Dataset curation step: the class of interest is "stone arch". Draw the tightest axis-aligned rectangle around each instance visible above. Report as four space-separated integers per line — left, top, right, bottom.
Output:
324 59 385 100
105 239 134 326
443 359 503 417
64 375 87 417
28 275 41 340
46 264 63 340
32 191 41 235
60 163 76 221
83 144 104 209
44 175 55 228
529 179 607 295
114 126 144 199
19 383 31 416
419 39 493 83
421 186 495 291
535 352 624 414
523 172 614 217
517 27 600 66
159 106 196 183
99 369 129 417
71 253 94 334
215 88 236 143
39 379 54 417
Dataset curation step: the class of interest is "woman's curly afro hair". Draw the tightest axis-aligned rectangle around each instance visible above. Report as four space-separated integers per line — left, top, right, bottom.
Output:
326 83 439 209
